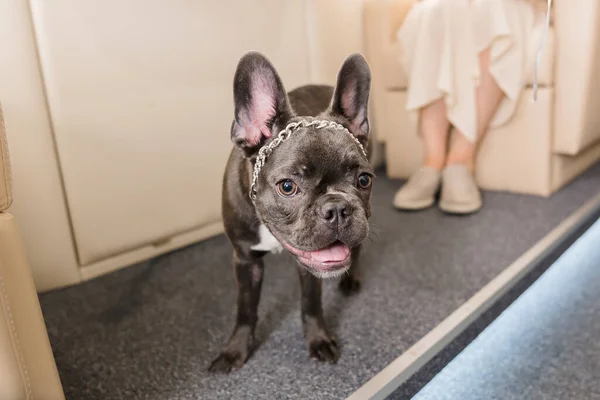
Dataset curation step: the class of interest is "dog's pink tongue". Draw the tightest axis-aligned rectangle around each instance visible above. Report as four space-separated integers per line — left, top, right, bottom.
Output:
309 242 350 263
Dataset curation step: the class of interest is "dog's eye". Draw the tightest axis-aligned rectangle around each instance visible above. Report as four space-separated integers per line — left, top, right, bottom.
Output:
277 179 298 197
357 174 372 189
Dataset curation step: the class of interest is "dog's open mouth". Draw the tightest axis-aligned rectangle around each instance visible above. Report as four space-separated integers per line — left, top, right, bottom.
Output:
264 226 353 277
282 240 352 274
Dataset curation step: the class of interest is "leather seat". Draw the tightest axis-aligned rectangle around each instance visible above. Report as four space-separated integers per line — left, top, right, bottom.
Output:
0 104 65 399
364 0 600 197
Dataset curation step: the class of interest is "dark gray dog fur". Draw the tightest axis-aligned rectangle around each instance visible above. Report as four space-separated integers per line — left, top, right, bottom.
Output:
209 52 373 372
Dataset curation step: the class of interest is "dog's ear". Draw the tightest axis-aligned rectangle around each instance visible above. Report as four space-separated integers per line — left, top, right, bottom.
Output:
328 54 371 147
231 52 292 157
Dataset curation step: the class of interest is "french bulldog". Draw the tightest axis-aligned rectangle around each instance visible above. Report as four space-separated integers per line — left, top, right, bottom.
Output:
209 51 373 373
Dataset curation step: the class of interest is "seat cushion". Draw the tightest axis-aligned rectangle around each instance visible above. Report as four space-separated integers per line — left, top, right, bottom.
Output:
382 26 555 91
0 104 13 212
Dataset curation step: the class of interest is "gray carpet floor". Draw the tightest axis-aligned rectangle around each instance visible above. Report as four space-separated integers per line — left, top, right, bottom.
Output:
39 163 600 400
412 215 600 400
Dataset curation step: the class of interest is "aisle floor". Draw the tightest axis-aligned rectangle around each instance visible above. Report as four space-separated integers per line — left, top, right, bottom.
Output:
413 216 600 400
39 163 600 400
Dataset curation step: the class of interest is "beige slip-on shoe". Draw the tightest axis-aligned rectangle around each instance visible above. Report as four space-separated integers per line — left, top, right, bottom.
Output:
439 164 482 214
393 166 442 210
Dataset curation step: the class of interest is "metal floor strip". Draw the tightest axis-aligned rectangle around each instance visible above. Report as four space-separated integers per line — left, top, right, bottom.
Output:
347 192 600 400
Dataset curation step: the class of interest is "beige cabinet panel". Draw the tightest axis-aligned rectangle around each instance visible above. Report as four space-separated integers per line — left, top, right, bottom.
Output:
30 0 312 264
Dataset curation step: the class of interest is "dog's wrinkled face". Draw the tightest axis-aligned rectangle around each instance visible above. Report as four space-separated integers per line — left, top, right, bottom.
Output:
230 52 373 278
254 122 374 277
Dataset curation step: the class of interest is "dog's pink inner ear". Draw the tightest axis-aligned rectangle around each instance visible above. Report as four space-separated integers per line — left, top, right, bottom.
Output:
341 78 357 116
340 78 367 135
237 74 278 147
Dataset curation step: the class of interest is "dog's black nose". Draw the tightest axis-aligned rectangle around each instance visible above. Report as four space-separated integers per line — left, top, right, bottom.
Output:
321 201 353 226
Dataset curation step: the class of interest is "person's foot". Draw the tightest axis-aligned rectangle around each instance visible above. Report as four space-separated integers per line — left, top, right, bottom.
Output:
393 166 442 211
438 164 482 214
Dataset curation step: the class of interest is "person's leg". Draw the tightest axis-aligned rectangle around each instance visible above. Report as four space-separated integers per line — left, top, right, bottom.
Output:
393 98 450 210
421 98 451 170
446 47 504 170
439 47 505 214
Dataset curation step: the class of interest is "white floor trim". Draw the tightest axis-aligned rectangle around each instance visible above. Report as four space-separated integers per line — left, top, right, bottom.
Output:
347 192 600 400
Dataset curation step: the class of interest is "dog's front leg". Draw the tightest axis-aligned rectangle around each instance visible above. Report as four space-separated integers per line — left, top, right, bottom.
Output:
297 264 340 363
209 251 264 373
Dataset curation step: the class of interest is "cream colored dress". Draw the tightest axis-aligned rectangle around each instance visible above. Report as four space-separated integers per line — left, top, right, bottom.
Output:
397 0 546 142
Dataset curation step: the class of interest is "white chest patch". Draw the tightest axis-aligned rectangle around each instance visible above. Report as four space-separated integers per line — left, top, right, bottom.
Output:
251 224 284 254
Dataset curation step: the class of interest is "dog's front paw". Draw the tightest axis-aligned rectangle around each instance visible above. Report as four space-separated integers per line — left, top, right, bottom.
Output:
339 276 361 296
208 350 248 373
309 336 340 363
209 326 254 373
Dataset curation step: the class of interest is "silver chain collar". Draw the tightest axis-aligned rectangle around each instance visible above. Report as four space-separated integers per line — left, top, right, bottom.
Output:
249 119 367 202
